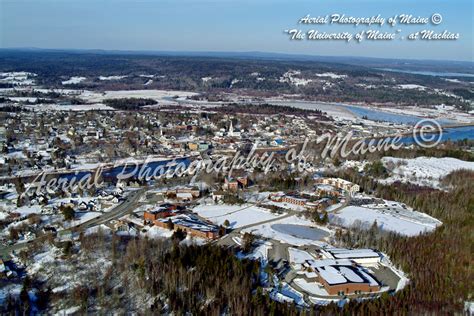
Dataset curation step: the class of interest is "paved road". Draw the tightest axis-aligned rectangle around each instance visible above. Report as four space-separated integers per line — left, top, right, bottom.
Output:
329 192 351 214
216 210 298 247
0 188 146 259
70 188 145 232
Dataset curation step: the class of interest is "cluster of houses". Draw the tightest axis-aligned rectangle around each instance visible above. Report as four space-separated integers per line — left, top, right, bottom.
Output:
0 108 321 181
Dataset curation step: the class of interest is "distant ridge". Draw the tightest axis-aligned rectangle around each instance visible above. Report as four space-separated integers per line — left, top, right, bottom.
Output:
0 47 472 73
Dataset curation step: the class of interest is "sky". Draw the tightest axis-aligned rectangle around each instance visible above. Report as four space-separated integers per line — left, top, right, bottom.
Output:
0 0 472 61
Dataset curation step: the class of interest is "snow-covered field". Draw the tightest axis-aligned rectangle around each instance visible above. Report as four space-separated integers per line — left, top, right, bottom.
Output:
144 225 174 239
397 84 426 90
10 205 42 216
279 70 312 86
192 204 283 228
98 75 128 81
0 71 36 85
315 72 347 79
10 89 200 112
8 97 38 103
66 212 102 227
24 103 115 111
79 89 197 103
61 89 201 109
288 247 317 265
62 76 86 85
382 156 474 188
332 204 441 236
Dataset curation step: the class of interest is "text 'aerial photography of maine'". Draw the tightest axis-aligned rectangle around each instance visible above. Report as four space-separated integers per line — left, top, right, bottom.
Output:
0 0 473 315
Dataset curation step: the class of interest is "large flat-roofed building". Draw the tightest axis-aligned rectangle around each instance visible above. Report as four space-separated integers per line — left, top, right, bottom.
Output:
154 214 220 239
293 253 383 296
143 204 179 223
166 186 200 200
144 208 174 223
321 248 381 267
281 195 307 206
313 261 381 295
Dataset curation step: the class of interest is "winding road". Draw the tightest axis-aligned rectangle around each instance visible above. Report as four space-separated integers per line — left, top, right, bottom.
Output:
0 188 146 259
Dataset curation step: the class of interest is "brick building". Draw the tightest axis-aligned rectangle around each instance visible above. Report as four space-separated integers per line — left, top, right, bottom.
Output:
153 214 220 239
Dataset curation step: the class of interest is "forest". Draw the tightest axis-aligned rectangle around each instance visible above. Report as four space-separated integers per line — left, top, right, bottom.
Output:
328 168 473 314
0 50 471 109
103 98 157 110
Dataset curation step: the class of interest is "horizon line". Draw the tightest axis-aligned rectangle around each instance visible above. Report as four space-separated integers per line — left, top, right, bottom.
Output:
1 46 473 64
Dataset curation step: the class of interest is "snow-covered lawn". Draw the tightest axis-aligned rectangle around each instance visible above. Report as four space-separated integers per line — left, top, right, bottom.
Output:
144 225 174 239
84 224 111 236
244 241 272 263
67 212 102 227
294 278 330 296
279 282 308 306
62 76 86 85
308 296 340 305
13 205 42 216
0 211 8 220
192 204 284 228
382 156 474 188
98 75 128 81
27 247 62 275
288 248 317 265
269 291 295 304
264 200 306 212
332 205 441 236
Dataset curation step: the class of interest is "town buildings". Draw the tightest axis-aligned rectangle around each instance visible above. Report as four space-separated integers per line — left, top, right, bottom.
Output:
316 178 360 193
144 204 221 239
153 213 221 239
